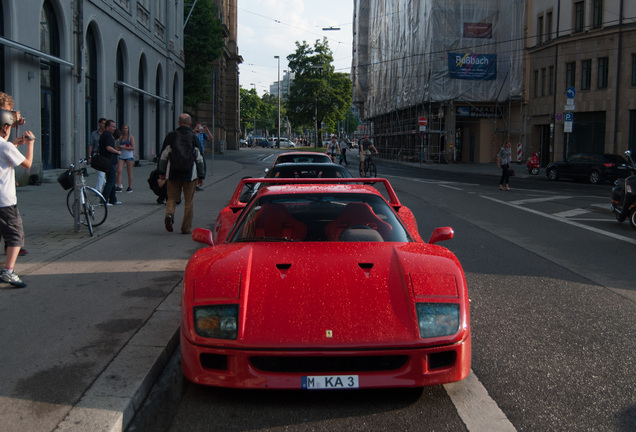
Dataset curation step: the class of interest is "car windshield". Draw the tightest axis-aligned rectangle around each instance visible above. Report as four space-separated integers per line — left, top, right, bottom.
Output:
266 164 352 178
274 154 331 164
230 193 412 243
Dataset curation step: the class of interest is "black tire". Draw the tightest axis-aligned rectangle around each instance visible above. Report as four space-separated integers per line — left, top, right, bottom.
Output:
547 167 559 181
83 197 94 236
67 187 108 227
531 166 539 175
629 209 636 230
368 161 377 177
589 170 601 184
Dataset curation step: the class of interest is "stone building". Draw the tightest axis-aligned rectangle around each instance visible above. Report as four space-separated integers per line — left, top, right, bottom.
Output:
352 0 525 164
0 0 185 181
526 0 636 165
188 0 242 153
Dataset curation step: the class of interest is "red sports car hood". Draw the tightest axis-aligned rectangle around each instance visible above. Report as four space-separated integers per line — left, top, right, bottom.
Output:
188 242 466 348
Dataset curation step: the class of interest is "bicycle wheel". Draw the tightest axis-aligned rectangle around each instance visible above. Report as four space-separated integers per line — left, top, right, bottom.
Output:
82 198 94 236
83 187 108 226
67 187 108 227
66 188 75 217
368 161 377 177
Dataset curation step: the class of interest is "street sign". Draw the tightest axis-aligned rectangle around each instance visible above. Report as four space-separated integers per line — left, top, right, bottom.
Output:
564 113 573 133
418 116 428 126
566 86 576 99
555 112 563 122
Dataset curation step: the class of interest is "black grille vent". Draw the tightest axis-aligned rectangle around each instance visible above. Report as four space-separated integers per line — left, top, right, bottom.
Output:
250 355 408 373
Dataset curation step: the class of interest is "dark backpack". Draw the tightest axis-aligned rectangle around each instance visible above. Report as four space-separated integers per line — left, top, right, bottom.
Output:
169 130 196 172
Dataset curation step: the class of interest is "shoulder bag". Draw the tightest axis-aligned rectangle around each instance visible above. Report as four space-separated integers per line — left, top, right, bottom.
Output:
91 153 111 172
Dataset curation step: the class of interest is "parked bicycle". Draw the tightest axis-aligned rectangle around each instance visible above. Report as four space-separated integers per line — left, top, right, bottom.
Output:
58 159 108 236
359 152 377 177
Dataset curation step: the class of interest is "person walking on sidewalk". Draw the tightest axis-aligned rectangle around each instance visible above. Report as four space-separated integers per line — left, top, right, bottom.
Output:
0 94 35 288
158 114 205 234
193 122 210 191
98 120 123 205
497 141 512 191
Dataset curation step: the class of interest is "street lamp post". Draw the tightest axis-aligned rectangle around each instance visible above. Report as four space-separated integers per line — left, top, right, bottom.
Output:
250 82 256 138
274 56 281 148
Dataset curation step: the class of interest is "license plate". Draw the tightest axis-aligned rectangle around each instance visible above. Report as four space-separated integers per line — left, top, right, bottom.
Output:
302 375 359 389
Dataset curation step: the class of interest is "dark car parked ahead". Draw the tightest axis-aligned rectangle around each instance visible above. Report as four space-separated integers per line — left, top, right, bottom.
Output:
545 153 631 184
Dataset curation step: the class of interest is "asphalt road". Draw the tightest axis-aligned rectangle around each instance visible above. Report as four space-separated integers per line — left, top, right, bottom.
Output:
148 150 635 432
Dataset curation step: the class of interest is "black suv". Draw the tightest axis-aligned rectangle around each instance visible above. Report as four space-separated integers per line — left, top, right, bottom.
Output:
546 153 631 184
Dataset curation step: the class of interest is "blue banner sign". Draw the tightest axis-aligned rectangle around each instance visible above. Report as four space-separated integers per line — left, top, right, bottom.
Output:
448 53 497 81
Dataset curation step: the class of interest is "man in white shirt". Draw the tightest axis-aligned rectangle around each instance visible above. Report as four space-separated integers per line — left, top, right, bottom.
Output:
0 92 35 288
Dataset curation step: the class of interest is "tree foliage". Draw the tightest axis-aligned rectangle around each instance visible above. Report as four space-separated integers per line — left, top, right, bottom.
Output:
239 87 278 135
286 39 352 144
183 1 225 109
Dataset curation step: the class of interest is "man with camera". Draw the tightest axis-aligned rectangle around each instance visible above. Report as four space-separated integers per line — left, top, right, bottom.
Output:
193 123 210 191
0 92 35 288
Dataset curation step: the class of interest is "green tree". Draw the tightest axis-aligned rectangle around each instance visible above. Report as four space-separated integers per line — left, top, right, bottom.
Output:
239 87 261 134
286 38 352 146
183 1 225 109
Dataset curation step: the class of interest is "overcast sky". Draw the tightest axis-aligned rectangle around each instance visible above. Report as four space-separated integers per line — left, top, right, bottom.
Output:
237 0 354 95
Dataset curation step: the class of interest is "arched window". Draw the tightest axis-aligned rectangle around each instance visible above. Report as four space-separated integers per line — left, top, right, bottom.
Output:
84 26 98 156
173 73 178 130
155 65 163 158
138 55 146 159
40 0 61 169
0 4 4 91
116 44 125 129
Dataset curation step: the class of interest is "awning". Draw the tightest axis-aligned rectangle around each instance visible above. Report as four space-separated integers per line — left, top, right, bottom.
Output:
115 81 171 103
0 36 74 67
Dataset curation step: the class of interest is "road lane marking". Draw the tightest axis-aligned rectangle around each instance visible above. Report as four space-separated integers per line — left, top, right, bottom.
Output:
440 184 466 191
482 195 636 245
444 370 517 432
553 208 589 218
385 174 480 187
510 195 571 205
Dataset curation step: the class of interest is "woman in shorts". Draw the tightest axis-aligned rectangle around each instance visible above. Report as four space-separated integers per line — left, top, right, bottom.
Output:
116 124 136 192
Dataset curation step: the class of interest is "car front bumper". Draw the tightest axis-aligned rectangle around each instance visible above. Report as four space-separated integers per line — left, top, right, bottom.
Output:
180 330 471 389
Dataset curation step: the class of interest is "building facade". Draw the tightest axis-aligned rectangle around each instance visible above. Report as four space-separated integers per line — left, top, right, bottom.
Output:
0 0 184 182
526 0 636 165
189 0 242 153
352 0 526 164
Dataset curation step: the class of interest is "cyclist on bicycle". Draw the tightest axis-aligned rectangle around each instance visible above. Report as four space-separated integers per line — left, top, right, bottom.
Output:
359 134 378 177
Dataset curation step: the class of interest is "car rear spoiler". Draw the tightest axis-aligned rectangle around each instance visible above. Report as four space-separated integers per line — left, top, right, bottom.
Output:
228 178 403 211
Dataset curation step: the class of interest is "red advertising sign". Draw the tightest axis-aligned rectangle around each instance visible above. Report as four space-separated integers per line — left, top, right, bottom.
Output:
463 23 493 38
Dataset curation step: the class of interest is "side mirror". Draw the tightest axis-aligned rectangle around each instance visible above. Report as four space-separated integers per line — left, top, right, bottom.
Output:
428 227 454 245
192 228 214 246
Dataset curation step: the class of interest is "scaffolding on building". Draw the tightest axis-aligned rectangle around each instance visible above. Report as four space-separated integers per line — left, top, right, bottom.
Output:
352 0 525 164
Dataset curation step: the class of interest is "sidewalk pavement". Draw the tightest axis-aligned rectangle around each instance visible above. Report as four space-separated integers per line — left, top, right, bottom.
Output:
1 151 528 432
1 156 243 432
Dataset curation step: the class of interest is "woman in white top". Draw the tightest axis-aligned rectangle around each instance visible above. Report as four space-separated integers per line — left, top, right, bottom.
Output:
116 124 135 193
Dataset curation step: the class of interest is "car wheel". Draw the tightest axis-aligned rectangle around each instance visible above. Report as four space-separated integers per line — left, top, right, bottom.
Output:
531 166 539 175
629 209 636 230
589 170 601 184
547 167 559 181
